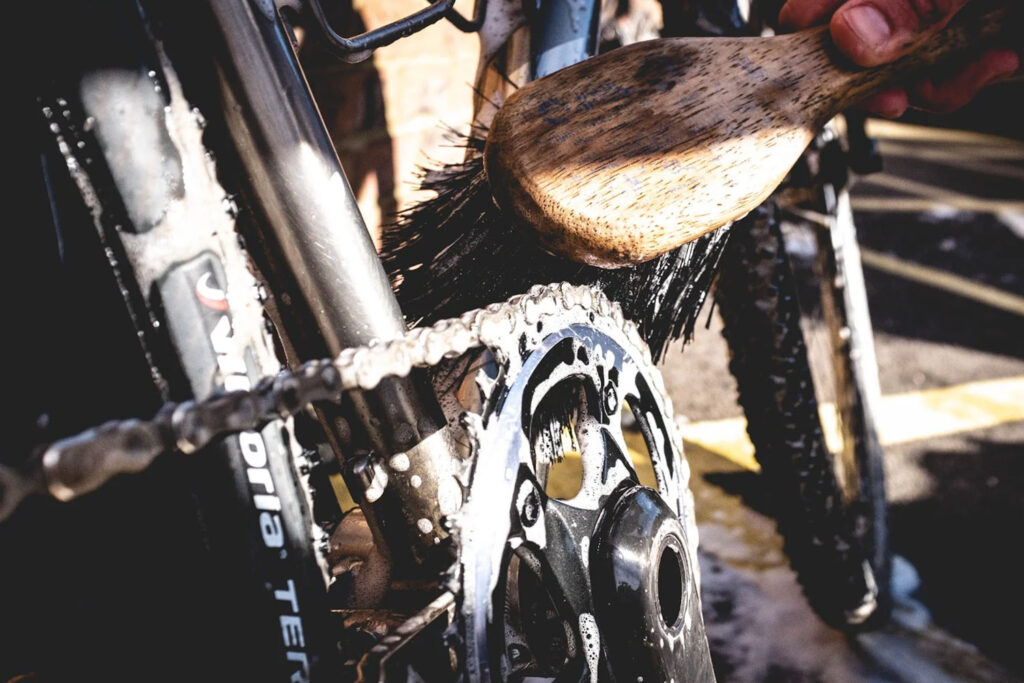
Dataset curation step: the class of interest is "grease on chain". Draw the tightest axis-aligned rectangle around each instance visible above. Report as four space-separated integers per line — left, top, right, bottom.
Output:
0 284 673 522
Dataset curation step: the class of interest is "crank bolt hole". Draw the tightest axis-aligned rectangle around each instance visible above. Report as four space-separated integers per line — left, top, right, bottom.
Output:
508 643 529 666
657 545 684 628
520 490 541 527
603 383 618 414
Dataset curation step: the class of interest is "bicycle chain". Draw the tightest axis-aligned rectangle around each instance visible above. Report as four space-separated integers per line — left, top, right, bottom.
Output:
0 283 680 523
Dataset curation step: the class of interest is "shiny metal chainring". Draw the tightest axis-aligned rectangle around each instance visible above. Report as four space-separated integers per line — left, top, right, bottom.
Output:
438 284 700 682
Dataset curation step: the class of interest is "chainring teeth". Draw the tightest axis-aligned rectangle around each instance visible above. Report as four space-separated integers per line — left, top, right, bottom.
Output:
446 283 699 682
15 281 699 683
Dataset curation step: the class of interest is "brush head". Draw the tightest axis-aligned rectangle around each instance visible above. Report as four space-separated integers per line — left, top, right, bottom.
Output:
482 31 827 267
483 6 1015 266
382 130 730 361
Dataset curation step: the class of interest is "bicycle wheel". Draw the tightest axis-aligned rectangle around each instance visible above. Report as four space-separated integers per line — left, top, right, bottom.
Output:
808 173 891 619
716 201 891 628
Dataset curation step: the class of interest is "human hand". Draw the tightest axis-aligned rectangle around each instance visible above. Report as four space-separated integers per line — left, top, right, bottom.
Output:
778 0 1019 117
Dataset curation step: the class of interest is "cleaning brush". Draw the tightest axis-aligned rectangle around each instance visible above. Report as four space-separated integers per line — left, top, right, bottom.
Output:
381 128 731 361
383 2 1014 357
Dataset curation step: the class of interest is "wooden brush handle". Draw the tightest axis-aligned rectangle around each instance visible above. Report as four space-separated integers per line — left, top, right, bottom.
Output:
828 5 1014 110
485 4 1019 268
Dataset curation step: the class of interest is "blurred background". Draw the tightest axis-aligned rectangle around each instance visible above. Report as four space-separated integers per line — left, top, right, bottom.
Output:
302 3 1022 679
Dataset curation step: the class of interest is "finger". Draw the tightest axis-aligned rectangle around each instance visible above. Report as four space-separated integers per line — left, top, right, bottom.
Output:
912 48 1020 113
831 0 970 67
778 0 846 30
860 86 910 118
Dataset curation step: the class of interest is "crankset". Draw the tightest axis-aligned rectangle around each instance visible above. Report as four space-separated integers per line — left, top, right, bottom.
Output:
442 285 714 682
3 283 716 682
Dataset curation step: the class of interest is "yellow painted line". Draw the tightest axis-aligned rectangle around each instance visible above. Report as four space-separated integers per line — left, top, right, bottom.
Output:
850 197 1024 213
679 376 1024 472
858 248 1024 318
877 376 1024 444
679 417 762 471
864 119 1024 150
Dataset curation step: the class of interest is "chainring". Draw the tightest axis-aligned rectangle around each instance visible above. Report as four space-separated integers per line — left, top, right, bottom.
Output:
439 285 702 682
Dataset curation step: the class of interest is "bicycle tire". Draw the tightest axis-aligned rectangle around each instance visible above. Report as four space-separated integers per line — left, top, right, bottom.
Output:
715 202 891 628
812 180 892 620
8 3 338 680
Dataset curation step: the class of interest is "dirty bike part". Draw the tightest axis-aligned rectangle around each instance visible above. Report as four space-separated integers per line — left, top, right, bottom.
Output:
2 283 713 680
2 284 628 520
16 1 340 677
12 1 469 676
780 121 891 622
207 0 454 569
811 177 890 622
447 285 713 681
444 0 487 34
383 130 731 363
484 4 1019 267
307 0 455 62
716 203 887 627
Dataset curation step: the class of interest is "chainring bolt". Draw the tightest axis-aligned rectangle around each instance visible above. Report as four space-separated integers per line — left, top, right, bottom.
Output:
520 490 541 527
604 383 618 414
508 643 530 666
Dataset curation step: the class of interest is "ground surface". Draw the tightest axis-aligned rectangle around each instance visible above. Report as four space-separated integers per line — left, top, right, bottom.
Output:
658 119 1024 681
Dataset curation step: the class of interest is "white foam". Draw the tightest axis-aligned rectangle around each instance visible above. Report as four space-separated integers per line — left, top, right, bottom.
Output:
578 612 601 683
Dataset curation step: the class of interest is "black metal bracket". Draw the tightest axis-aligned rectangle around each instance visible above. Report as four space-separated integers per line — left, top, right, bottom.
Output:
446 0 486 33
307 0 456 62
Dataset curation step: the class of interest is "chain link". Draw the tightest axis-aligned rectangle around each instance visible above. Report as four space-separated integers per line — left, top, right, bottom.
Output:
0 283 675 522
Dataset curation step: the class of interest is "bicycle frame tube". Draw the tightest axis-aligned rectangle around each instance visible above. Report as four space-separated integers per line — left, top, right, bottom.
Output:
531 0 601 78
206 0 458 567
208 1 402 350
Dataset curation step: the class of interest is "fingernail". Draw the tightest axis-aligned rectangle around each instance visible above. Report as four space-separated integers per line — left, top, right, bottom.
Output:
842 5 891 49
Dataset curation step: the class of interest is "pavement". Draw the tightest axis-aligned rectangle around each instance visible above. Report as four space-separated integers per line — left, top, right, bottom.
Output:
656 118 1024 681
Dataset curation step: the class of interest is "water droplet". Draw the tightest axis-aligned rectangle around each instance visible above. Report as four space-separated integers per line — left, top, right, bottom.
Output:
437 476 463 515
389 453 410 472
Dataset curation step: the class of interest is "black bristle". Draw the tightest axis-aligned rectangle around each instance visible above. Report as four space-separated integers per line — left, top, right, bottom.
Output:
382 130 731 362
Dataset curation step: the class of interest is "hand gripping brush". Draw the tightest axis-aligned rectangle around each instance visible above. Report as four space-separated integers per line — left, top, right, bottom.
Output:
384 3 1018 359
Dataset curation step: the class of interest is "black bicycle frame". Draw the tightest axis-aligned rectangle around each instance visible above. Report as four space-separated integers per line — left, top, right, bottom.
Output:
201 0 612 575
205 0 460 571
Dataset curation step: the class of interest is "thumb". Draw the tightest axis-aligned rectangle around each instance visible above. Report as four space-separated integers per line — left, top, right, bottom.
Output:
831 0 971 67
